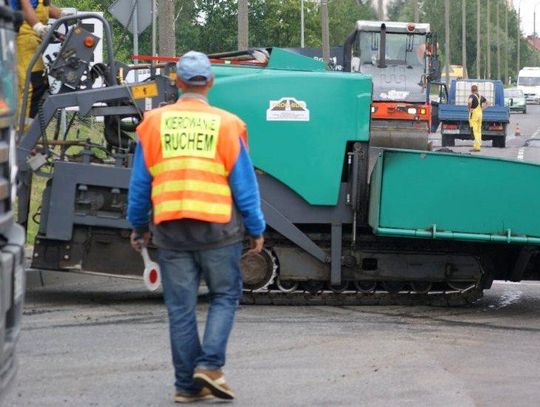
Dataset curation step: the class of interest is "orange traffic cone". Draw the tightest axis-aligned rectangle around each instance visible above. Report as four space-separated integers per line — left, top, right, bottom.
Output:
515 123 521 137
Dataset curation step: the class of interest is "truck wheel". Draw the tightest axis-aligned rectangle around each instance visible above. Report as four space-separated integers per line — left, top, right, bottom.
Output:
441 135 455 147
493 137 506 148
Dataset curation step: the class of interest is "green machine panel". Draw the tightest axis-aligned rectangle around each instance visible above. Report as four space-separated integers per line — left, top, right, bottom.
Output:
209 49 372 206
369 150 540 244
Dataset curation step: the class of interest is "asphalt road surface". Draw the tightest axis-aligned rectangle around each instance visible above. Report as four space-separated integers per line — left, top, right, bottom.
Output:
5 275 540 407
430 104 540 163
6 106 540 406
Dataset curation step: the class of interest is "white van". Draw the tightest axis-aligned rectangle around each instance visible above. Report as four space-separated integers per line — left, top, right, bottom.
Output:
517 67 540 103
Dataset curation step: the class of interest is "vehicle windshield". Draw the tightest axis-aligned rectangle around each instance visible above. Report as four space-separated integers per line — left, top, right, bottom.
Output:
505 89 523 97
518 76 540 86
357 32 426 68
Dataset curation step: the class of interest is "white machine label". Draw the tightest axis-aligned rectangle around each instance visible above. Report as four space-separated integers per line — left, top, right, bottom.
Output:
145 97 153 111
266 97 310 121
380 90 410 100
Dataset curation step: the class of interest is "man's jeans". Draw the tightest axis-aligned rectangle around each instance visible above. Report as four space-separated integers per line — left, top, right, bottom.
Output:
158 242 243 392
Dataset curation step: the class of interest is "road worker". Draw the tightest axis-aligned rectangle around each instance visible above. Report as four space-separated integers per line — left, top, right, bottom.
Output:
127 51 265 403
468 84 489 152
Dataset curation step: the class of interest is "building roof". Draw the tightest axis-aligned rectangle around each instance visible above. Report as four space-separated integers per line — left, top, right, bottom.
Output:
527 36 540 52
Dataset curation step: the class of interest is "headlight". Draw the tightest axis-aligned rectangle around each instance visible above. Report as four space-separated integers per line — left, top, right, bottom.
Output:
371 106 377 113
407 108 417 115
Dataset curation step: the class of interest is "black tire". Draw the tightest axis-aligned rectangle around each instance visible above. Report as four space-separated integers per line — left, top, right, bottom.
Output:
524 108 527 114
441 135 455 147
493 137 506 148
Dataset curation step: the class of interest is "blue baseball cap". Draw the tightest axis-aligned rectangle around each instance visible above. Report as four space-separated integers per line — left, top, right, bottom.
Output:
176 51 214 86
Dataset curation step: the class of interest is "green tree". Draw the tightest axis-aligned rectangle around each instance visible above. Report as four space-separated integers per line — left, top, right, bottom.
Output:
190 0 238 53
328 0 377 45
248 0 321 48
387 0 540 81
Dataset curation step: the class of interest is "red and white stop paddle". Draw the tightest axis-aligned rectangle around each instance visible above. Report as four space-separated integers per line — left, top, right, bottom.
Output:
141 245 161 291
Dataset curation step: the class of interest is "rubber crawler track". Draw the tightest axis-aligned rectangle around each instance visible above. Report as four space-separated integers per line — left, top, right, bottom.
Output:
241 288 484 306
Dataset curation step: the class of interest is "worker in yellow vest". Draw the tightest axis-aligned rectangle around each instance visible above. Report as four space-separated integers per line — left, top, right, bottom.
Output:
128 51 265 403
468 84 489 152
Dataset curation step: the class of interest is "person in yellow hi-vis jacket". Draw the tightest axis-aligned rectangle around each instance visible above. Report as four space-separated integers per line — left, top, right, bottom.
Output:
12 0 71 125
467 84 489 152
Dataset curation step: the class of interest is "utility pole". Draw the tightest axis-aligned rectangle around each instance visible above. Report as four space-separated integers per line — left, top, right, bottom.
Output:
413 0 419 22
445 0 450 86
238 0 249 50
476 0 480 78
378 0 384 20
487 0 491 79
158 0 175 57
518 3 521 76
535 3 540 37
462 0 467 78
151 0 156 56
505 2 508 84
496 0 500 81
321 0 330 61
301 0 305 48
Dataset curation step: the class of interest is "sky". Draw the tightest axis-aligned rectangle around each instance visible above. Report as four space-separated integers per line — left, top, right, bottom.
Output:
512 0 540 36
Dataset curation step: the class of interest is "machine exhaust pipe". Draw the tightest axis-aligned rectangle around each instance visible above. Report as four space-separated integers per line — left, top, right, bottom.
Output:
378 23 386 68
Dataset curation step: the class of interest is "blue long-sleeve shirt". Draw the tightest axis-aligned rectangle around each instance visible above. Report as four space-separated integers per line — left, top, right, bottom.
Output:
127 139 265 238
127 144 152 232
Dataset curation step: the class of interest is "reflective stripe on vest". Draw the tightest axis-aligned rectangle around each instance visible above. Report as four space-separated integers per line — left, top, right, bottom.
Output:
152 179 231 198
137 100 242 225
149 156 227 177
150 157 232 222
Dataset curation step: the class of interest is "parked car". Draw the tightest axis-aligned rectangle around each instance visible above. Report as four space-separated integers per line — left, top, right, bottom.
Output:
504 88 527 114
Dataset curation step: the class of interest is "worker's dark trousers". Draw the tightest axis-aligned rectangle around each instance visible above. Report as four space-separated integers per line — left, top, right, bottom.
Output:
159 242 243 392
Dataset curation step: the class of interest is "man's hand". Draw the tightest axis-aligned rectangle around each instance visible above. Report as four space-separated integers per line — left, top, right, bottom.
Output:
130 230 150 252
32 22 50 38
246 235 264 255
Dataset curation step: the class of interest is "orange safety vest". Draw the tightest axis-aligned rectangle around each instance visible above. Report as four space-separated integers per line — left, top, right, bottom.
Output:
137 97 247 224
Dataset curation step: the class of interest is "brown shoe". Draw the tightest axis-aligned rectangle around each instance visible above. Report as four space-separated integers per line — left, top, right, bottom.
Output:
193 368 235 400
174 387 213 403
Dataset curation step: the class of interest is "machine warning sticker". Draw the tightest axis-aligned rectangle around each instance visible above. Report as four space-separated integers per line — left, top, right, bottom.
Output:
266 97 310 121
160 111 221 159
131 83 159 99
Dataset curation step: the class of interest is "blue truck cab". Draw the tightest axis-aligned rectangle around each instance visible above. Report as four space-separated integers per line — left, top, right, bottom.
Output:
439 79 510 148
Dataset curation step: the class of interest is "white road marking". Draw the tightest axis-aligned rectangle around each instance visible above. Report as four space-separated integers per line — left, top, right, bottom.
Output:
517 147 525 161
494 281 540 286
531 127 540 140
